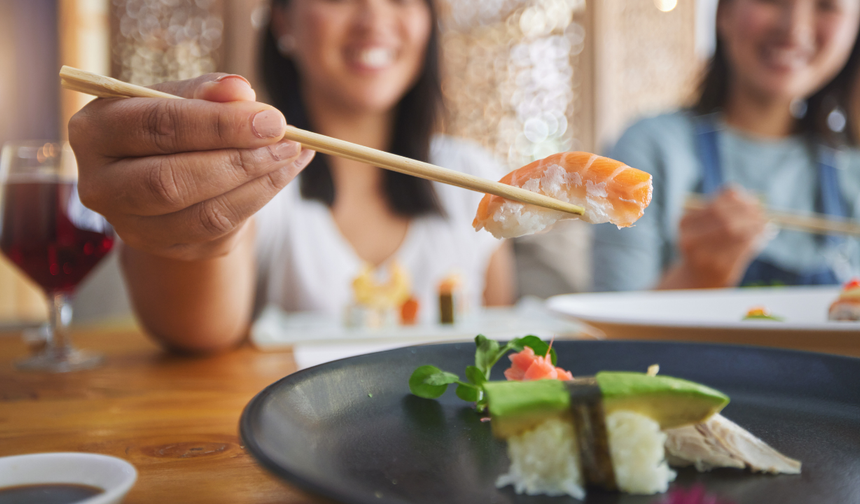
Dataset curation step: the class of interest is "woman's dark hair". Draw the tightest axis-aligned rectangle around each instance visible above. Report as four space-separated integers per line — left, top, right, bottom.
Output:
694 0 860 146
260 0 445 217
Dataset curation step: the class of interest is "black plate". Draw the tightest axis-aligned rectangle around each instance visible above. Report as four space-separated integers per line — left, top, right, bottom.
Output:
240 341 860 504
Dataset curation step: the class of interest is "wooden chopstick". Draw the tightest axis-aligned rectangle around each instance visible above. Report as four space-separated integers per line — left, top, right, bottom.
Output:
60 66 585 217
684 193 860 237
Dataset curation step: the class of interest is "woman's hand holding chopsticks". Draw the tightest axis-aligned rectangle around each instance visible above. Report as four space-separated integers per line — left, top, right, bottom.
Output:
70 73 315 261
659 188 770 289
68 74 316 350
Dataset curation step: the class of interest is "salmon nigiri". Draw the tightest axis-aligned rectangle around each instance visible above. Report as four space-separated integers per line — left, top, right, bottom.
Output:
473 152 653 239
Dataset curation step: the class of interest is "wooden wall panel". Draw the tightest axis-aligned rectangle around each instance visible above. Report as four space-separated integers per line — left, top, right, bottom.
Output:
593 0 700 149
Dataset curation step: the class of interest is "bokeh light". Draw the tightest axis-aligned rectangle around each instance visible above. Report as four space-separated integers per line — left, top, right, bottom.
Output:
439 0 586 171
654 0 678 13
112 0 223 85
110 0 586 172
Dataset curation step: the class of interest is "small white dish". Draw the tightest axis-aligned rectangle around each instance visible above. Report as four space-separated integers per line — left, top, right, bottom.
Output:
0 452 137 504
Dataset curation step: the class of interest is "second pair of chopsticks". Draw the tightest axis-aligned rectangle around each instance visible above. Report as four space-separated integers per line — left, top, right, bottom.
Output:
684 193 860 237
60 66 584 217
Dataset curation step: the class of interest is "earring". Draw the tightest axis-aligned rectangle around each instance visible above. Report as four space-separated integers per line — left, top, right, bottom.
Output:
789 98 807 119
278 34 296 56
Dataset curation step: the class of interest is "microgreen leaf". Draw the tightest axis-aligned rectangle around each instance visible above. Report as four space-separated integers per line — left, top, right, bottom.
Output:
465 365 487 387
424 371 461 386
409 334 562 406
409 365 458 399
516 335 557 366
507 339 525 352
475 334 500 375
456 383 481 402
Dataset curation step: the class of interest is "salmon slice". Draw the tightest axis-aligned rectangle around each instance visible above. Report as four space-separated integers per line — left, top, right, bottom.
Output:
473 152 653 239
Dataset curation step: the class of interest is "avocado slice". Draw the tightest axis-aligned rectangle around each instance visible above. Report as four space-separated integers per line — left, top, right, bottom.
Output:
483 372 729 438
483 379 570 438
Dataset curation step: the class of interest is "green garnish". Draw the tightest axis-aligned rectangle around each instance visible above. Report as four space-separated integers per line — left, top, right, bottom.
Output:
742 307 784 321
743 313 784 321
408 334 557 411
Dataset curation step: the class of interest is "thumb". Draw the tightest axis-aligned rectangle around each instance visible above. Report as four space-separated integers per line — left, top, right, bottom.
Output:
148 73 257 103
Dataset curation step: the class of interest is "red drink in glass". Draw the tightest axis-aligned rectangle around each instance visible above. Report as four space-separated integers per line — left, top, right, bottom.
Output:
0 141 115 372
0 180 114 293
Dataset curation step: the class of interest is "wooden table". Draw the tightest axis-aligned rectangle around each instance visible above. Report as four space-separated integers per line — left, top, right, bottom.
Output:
3 324 856 504
0 327 331 504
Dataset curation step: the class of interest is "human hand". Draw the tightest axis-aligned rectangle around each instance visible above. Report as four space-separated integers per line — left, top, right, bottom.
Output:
675 187 770 288
69 73 315 261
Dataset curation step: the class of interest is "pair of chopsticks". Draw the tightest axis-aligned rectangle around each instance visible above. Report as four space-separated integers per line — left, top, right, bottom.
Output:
59 66 584 217
684 193 860 237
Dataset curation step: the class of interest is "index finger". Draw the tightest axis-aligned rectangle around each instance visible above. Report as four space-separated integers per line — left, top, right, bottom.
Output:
149 73 257 102
71 91 286 158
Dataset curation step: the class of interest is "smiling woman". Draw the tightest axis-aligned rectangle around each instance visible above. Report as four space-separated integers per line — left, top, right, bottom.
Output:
253 0 514 327
593 0 860 293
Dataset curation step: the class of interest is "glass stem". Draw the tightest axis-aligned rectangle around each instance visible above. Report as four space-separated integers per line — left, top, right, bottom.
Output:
48 292 74 355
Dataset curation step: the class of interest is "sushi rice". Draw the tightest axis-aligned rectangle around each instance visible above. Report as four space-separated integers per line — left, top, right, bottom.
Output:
489 164 616 239
474 152 652 239
496 410 675 499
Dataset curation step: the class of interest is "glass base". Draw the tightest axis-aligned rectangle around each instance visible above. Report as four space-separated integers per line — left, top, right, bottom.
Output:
16 347 104 373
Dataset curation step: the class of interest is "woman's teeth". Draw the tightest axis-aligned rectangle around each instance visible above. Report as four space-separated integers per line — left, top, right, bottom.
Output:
358 48 394 68
763 47 808 68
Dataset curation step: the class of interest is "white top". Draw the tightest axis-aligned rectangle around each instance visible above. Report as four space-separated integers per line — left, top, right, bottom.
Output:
254 135 505 324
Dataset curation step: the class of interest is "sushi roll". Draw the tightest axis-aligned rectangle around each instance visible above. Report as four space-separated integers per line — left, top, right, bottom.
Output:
472 152 653 239
828 279 860 321
484 373 730 497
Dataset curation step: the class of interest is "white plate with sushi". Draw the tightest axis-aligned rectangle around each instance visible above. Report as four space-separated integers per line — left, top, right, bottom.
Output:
240 339 860 504
547 286 860 355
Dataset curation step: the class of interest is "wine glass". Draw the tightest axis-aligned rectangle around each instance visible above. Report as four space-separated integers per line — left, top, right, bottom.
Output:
0 141 115 372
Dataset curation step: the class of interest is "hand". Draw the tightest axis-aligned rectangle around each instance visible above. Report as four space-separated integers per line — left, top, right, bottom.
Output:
672 188 770 288
69 73 315 261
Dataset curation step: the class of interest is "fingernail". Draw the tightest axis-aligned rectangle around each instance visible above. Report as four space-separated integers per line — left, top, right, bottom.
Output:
268 141 300 161
294 149 316 169
215 74 252 87
252 110 287 138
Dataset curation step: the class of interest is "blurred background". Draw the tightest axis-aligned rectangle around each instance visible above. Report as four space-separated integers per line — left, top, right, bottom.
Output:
0 0 715 326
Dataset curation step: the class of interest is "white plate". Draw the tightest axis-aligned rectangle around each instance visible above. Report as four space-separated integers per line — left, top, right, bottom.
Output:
251 300 589 370
546 286 860 354
250 300 584 349
0 452 137 504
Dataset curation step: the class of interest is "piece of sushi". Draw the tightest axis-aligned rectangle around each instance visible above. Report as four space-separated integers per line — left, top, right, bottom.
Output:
472 152 653 239
495 411 675 498
828 279 860 321
484 373 730 498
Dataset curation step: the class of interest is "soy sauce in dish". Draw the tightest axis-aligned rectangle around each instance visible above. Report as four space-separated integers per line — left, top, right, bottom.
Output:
0 483 104 504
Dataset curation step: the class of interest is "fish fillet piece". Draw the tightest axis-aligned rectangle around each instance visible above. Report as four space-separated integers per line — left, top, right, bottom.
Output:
472 152 653 239
664 414 801 474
